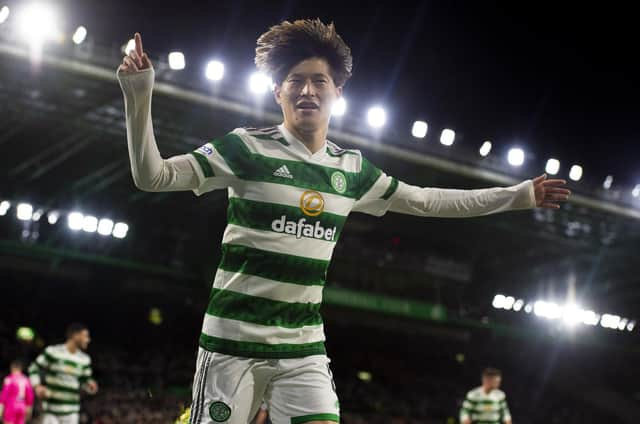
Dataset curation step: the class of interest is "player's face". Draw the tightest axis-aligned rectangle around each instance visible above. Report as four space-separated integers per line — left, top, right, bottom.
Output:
483 375 502 390
275 57 342 133
74 329 91 350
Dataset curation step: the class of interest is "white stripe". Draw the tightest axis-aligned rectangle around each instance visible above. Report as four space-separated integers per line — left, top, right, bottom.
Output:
43 402 80 413
229 181 354 216
237 129 361 173
202 314 325 345
213 270 323 303
49 363 83 377
47 390 80 401
46 345 90 366
222 224 335 261
44 376 80 389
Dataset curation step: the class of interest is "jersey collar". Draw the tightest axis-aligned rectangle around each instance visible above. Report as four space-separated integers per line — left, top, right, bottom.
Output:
278 123 328 161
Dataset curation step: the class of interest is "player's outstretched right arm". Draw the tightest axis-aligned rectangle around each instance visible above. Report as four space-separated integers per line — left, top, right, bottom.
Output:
116 33 200 192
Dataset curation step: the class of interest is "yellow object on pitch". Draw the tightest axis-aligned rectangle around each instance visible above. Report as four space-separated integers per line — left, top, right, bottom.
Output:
175 406 190 424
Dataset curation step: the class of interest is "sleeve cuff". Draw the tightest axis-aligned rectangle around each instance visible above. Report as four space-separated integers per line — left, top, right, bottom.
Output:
116 67 155 96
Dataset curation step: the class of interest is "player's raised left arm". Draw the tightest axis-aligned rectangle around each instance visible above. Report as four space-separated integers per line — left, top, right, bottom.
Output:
388 173 569 217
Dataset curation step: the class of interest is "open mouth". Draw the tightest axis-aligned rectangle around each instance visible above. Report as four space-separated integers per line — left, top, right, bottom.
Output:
296 102 319 111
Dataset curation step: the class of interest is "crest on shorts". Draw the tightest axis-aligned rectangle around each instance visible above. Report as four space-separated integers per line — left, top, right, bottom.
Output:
209 401 231 422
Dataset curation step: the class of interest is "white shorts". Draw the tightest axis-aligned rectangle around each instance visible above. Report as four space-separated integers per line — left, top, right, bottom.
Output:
189 348 340 424
41 413 79 424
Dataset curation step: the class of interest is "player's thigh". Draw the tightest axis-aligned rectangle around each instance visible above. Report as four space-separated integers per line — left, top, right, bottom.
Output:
267 355 340 424
189 348 272 424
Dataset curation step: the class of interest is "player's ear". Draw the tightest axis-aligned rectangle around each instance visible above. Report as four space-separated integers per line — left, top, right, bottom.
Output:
273 83 282 105
336 86 343 97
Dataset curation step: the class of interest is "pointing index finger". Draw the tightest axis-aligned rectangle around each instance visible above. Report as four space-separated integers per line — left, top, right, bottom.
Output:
135 32 143 57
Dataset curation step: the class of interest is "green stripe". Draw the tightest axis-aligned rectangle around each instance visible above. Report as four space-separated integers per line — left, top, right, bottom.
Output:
199 333 326 359
219 244 328 286
45 383 80 394
227 197 346 242
467 399 502 405
44 351 87 369
211 134 367 198
43 409 80 416
291 413 340 424
380 177 399 200
190 151 215 178
206 288 322 328
358 157 382 200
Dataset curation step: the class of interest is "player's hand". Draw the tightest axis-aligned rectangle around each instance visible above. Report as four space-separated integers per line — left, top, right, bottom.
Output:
84 380 99 395
532 173 570 209
34 384 48 399
461 418 472 424
119 32 153 73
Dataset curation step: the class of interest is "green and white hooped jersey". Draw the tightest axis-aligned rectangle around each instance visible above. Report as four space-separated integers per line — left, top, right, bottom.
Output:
460 387 512 424
186 124 399 359
28 344 93 415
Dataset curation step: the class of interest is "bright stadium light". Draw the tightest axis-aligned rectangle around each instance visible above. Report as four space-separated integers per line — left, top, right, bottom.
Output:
600 314 621 329
618 318 629 331
0 6 9 24
411 121 428 139
0 200 9 216
205 60 225 81
47 210 59 224
31 209 43 222
331 97 347 117
524 304 533 314
16 3 59 46
97 218 114 236
479 141 492 157
440 129 455 146
124 38 135 54
513 299 524 312
507 148 525 166
17 203 33 221
249 72 272 95
168 52 185 70
562 304 583 326
503 296 515 311
67 212 83 231
582 310 599 326
603 175 613 190
367 106 386 128
492 294 506 309
632 184 640 198
569 165 583 181
72 25 87 44
112 222 129 239
545 158 560 175
534 301 562 319
82 215 98 233
627 321 636 332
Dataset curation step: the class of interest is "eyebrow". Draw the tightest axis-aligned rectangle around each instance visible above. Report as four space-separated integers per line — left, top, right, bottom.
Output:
288 73 330 79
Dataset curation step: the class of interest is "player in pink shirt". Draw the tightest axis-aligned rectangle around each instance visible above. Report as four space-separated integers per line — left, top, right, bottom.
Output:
0 361 34 424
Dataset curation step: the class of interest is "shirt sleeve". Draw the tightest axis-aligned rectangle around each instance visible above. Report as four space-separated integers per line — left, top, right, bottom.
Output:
0 377 9 405
459 392 473 422
28 350 50 387
79 361 94 385
501 397 512 422
25 380 34 406
352 157 536 217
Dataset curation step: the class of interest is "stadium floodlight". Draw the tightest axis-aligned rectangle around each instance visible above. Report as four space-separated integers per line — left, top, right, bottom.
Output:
479 141 492 157
524 304 533 314
82 215 98 233
205 60 225 81
545 158 560 175
618 318 629 331
411 121 428 139
513 299 524 312
627 320 636 332
168 52 185 70
562 304 583 325
112 222 129 239
632 184 640 198
17 203 33 221
0 200 9 216
492 294 506 309
603 175 613 190
331 97 347 117
16 3 58 46
600 314 621 329
72 25 87 45
507 148 525 166
249 72 272 95
440 129 455 146
67 212 83 231
47 210 59 224
582 310 599 326
569 165 583 181
32 209 43 222
0 6 9 24
534 300 562 319
367 106 386 128
97 218 114 236
123 38 135 54
503 296 515 311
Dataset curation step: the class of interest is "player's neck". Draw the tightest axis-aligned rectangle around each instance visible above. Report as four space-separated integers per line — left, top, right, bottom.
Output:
65 340 78 353
482 386 492 394
283 121 326 154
